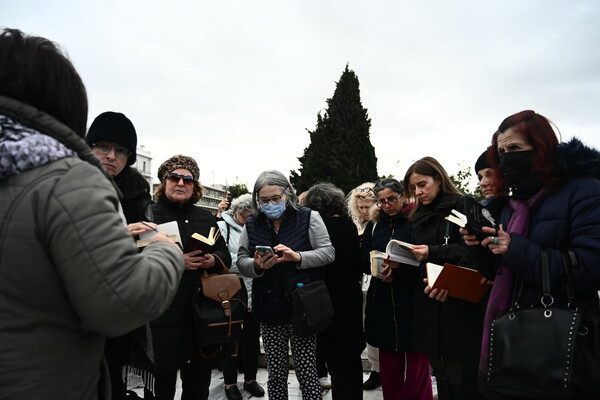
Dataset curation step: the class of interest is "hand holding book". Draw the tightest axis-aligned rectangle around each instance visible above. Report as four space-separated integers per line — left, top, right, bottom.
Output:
183 250 216 270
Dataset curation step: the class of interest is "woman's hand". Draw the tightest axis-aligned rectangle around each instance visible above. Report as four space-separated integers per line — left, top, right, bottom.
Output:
273 244 301 263
411 244 429 261
481 224 510 255
253 252 279 271
381 263 394 282
216 199 229 218
127 221 158 237
460 227 480 247
423 278 448 302
183 250 215 270
148 231 181 250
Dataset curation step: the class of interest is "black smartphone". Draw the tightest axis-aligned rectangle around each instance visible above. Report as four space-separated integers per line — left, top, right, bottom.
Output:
256 245 274 256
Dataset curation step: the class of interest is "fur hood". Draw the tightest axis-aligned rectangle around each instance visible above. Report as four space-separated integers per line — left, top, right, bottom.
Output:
557 137 600 181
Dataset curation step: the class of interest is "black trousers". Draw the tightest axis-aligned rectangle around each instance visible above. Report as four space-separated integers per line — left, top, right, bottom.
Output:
144 362 212 400
321 342 363 400
221 310 261 384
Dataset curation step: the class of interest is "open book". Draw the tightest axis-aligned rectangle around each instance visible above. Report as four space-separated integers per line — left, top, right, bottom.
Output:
426 262 490 303
445 195 497 240
136 221 182 248
184 227 221 254
369 239 420 279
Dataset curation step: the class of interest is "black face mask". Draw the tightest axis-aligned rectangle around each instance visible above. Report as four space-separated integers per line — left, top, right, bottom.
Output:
499 150 543 199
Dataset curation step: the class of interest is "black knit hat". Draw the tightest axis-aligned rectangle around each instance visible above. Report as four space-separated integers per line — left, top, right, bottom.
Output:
86 112 137 165
475 149 491 173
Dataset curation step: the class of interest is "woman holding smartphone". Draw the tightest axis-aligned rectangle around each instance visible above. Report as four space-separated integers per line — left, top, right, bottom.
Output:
237 170 335 400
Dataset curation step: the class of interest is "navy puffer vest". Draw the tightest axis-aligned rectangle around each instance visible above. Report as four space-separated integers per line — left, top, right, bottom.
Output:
246 206 320 325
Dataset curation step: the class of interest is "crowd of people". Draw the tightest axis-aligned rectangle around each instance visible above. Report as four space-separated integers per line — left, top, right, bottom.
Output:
2 28 600 400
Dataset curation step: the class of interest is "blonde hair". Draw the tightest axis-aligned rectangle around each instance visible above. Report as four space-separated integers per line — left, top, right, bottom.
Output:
346 182 377 230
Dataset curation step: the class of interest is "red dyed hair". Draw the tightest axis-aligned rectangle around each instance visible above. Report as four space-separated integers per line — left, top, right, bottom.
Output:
488 110 560 197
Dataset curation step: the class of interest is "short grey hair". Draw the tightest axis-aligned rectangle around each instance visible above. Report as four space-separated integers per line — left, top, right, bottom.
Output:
230 193 253 214
251 170 299 214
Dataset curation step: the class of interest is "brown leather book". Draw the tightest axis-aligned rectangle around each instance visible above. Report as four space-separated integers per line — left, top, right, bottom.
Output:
426 262 490 303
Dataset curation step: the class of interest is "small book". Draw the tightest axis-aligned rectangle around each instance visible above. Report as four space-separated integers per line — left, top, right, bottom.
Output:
425 262 489 303
445 195 497 240
136 221 182 248
184 227 221 254
369 240 420 279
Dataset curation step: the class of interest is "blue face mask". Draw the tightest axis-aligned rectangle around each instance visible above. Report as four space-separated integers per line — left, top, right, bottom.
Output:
261 201 286 219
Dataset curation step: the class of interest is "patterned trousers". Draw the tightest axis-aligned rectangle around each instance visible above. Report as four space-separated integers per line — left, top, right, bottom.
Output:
260 323 322 400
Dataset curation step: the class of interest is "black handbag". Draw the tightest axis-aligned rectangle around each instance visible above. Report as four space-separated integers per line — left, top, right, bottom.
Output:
289 280 334 337
487 250 600 399
192 272 249 348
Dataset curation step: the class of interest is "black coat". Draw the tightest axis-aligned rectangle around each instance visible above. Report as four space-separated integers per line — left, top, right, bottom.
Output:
104 166 154 395
147 195 231 374
114 166 152 224
318 216 365 358
361 208 421 351
410 192 487 361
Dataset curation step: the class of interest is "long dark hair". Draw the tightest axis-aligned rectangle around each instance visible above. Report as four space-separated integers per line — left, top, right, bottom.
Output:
0 28 88 136
489 110 560 196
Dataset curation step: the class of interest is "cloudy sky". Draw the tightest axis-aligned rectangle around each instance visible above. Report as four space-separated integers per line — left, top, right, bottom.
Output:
4 1 600 191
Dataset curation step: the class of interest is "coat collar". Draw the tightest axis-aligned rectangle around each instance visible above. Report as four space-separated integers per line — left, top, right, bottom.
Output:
411 192 462 222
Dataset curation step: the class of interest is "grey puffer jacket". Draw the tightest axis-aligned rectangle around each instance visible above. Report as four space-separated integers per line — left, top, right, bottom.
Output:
0 96 184 400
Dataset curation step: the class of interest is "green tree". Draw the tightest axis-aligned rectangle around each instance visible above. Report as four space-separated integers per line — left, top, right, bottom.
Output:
449 161 482 199
227 183 249 199
290 65 378 193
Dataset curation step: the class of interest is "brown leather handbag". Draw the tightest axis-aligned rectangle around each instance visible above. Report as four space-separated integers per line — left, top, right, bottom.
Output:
192 271 249 348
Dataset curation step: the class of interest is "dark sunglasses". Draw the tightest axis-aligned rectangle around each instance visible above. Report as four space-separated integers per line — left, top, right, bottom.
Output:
166 173 194 184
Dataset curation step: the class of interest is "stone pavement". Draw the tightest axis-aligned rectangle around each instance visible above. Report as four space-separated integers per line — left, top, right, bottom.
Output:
132 369 383 399
130 348 438 399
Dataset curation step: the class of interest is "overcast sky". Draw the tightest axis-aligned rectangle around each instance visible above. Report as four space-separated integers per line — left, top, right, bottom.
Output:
4 1 600 191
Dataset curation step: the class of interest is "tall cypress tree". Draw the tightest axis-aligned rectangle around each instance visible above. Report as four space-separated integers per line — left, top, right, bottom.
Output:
290 65 378 193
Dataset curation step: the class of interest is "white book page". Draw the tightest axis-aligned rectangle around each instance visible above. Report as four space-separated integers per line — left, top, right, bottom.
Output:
137 221 181 246
426 262 444 286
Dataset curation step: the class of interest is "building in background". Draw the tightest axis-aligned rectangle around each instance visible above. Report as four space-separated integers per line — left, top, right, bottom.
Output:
198 184 228 215
132 145 152 188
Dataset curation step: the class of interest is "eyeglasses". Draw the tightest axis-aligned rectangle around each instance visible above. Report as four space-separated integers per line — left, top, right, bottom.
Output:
91 143 130 159
376 194 402 207
166 173 194 185
355 187 374 194
258 192 285 204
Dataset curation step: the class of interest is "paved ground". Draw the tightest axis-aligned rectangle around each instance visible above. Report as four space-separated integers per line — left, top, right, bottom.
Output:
130 348 438 399
132 369 384 399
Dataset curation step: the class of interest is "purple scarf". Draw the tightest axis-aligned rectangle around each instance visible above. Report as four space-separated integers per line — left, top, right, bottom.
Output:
479 188 548 372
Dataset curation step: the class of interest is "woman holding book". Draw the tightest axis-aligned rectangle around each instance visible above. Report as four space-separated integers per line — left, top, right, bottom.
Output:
461 110 600 399
360 178 433 400
237 170 335 400
404 156 486 400
145 154 231 400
